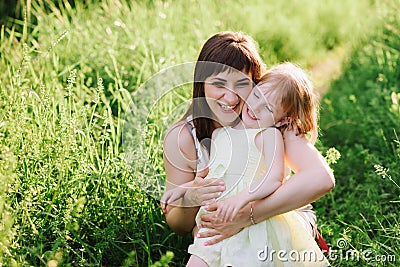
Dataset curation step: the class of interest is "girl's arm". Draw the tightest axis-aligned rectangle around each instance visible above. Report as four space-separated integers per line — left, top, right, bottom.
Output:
213 128 284 222
163 123 225 236
198 130 335 244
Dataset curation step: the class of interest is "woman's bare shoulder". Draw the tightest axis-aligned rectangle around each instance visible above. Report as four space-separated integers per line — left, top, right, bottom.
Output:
164 121 196 162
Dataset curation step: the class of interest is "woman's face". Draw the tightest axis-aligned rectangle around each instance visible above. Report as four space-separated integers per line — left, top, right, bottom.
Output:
204 69 253 126
242 84 286 129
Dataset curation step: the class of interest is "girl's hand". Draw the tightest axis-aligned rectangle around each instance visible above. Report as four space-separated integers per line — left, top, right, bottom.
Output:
198 203 251 245
212 195 247 222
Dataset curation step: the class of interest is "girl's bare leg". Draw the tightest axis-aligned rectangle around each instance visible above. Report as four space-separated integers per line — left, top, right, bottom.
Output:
186 255 209 267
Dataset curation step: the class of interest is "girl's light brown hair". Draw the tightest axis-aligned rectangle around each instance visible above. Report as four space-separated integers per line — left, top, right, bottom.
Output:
258 62 319 143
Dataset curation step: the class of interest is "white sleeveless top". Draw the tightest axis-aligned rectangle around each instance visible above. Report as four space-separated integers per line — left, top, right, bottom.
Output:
184 115 210 174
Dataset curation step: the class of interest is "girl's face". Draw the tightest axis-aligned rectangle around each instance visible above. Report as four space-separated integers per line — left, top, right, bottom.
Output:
204 70 253 126
242 84 286 129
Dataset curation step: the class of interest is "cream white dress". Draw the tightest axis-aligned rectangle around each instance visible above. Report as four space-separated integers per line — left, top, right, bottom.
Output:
188 127 329 267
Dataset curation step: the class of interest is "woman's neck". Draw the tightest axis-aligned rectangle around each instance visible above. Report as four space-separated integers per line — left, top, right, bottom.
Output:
213 117 242 129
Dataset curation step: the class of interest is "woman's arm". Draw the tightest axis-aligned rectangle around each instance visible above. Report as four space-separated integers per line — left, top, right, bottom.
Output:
163 123 225 236
198 130 335 244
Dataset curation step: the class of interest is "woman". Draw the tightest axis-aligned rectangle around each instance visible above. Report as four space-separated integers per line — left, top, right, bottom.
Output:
162 31 334 246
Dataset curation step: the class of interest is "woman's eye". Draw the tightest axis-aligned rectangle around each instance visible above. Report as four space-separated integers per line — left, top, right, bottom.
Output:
212 82 225 87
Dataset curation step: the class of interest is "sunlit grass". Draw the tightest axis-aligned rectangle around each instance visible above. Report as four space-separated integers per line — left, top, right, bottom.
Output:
0 0 396 266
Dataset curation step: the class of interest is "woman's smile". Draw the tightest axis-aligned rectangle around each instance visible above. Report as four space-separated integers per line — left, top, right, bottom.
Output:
218 102 240 113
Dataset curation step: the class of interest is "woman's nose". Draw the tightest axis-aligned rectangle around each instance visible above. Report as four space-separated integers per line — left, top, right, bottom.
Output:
223 88 239 104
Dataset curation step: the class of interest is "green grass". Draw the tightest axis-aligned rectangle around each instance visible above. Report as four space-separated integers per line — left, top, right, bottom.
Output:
316 1 400 266
0 0 397 266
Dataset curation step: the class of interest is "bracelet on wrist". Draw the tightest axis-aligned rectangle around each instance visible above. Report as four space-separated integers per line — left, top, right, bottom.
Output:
250 204 256 225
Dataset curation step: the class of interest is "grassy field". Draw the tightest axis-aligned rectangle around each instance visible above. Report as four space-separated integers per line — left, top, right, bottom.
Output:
0 0 398 266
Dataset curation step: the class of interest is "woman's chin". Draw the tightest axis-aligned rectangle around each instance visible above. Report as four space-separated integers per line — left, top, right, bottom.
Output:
215 114 240 126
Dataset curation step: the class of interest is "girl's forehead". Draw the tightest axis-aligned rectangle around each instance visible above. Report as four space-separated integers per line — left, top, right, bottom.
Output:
256 84 282 105
256 83 276 96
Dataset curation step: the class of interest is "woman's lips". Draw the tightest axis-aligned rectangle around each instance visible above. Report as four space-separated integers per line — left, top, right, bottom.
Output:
218 102 239 113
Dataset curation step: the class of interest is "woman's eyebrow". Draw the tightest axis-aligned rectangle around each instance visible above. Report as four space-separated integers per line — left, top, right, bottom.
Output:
211 77 227 82
210 77 250 83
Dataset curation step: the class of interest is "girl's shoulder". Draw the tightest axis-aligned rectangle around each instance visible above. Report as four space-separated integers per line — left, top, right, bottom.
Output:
211 127 224 138
254 127 283 148
253 126 281 136
260 127 283 139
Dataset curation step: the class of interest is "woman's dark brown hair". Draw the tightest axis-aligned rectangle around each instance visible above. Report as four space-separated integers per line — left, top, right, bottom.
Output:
184 31 265 148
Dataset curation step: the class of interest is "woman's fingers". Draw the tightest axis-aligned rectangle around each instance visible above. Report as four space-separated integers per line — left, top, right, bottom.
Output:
199 213 222 229
203 202 218 212
160 201 167 213
204 235 225 246
183 177 224 206
195 177 225 189
196 229 220 239
200 190 223 205
160 190 173 213
195 181 225 204
201 197 217 206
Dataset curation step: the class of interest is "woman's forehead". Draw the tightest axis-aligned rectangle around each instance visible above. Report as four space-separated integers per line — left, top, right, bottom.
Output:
208 68 252 81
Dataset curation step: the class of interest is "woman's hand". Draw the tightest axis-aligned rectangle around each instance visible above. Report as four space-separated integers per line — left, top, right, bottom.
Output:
197 203 251 245
183 177 226 207
180 167 226 208
160 185 188 213
162 168 226 213
162 123 227 235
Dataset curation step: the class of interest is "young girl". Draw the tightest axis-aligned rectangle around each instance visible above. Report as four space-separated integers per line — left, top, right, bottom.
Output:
181 62 330 266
